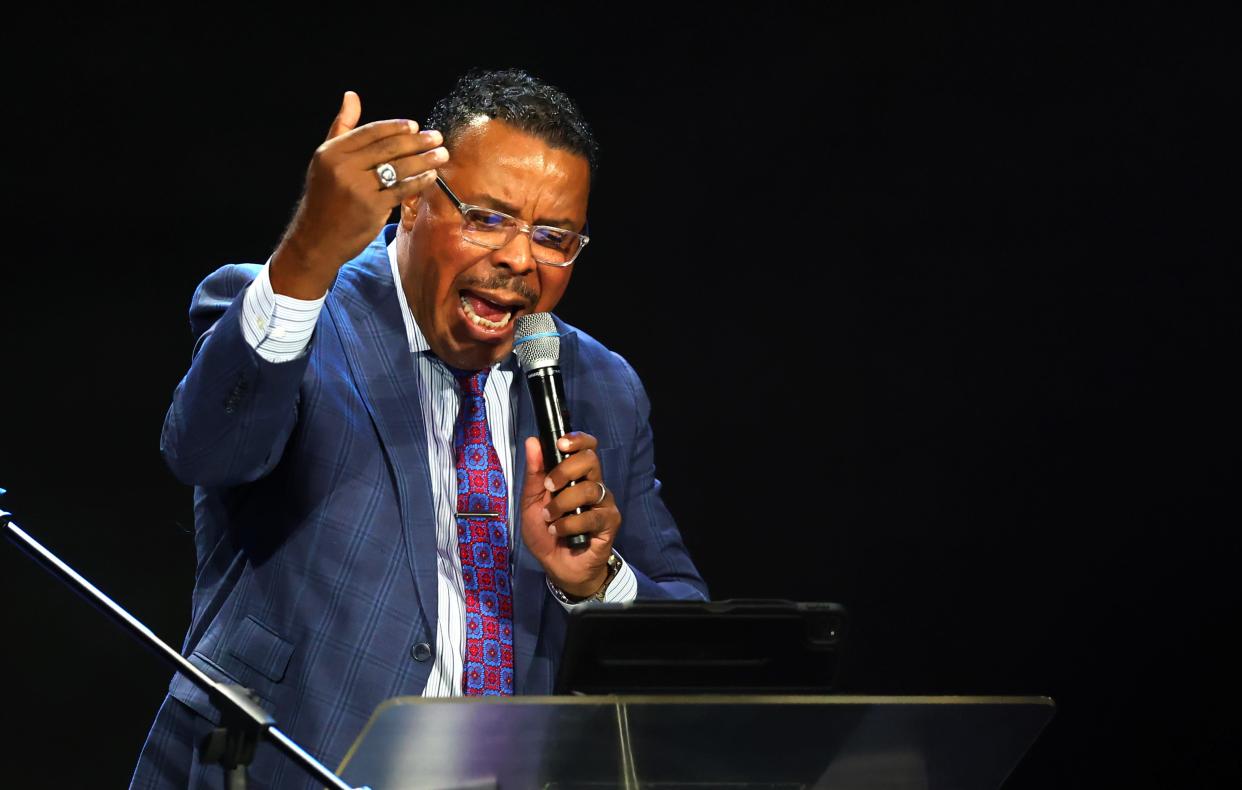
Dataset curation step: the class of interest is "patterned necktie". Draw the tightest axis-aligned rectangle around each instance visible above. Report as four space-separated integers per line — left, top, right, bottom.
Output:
451 368 515 695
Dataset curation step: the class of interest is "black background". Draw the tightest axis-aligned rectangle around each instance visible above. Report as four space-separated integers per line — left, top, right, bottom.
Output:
1 3 1234 787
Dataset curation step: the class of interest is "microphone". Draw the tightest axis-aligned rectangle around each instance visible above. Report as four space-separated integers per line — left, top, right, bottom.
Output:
513 313 588 548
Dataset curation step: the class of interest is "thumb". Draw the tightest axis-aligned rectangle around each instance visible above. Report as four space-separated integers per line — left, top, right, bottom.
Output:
326 90 362 140
520 437 548 507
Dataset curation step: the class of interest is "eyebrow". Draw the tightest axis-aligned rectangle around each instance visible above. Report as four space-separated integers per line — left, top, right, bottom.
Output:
475 194 578 231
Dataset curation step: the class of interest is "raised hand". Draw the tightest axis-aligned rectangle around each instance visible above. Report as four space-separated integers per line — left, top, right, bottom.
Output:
270 91 449 299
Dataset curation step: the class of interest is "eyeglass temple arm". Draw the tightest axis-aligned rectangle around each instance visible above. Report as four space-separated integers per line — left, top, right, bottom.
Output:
435 176 463 209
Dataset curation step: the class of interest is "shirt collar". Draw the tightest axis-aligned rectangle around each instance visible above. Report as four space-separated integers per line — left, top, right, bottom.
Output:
387 236 431 355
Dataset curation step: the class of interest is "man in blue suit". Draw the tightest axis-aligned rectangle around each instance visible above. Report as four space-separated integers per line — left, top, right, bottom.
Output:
130 69 707 788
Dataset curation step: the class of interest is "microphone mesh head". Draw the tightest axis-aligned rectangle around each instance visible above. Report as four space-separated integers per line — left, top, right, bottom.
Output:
513 313 560 371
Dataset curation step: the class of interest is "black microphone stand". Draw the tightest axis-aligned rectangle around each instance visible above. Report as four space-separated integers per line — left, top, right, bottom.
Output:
0 503 367 790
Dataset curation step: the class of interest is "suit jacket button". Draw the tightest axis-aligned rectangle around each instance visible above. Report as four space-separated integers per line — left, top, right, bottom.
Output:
411 642 432 662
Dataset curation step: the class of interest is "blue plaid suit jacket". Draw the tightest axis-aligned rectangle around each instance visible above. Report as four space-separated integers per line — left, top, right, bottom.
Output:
135 226 707 787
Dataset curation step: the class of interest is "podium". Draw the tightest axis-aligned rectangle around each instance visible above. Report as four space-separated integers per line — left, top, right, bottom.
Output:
336 695 1054 789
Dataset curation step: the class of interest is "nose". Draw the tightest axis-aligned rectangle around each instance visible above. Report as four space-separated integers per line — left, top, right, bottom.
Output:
490 226 538 275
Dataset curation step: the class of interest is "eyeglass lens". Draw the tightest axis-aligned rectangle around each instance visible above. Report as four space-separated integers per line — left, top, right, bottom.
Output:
461 208 582 264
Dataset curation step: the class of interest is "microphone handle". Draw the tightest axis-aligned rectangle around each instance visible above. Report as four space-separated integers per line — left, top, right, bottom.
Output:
526 366 589 548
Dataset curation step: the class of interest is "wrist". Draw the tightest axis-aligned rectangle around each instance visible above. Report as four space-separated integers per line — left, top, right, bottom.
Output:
557 569 608 600
270 235 336 299
550 553 621 603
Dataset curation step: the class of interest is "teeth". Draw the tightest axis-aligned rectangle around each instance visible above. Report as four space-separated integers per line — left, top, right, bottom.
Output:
460 295 512 329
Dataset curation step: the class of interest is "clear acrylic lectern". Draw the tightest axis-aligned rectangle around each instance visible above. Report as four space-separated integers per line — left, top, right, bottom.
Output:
336 694 1054 789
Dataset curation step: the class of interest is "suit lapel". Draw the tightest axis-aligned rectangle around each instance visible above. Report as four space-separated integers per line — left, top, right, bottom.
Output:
327 229 439 632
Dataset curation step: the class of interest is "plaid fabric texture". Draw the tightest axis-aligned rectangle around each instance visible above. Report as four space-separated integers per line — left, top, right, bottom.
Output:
129 227 707 789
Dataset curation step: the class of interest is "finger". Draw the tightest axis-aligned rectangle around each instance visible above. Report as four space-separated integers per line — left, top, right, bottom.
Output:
521 437 550 508
543 448 601 493
546 480 610 521
555 431 599 455
392 146 450 181
334 118 422 154
369 144 449 188
547 507 610 540
383 168 440 204
326 91 362 140
355 129 445 170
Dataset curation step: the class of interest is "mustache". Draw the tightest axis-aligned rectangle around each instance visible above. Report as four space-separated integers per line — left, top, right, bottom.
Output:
461 274 538 309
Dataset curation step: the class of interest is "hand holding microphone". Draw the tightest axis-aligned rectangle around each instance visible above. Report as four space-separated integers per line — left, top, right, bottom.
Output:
514 314 620 599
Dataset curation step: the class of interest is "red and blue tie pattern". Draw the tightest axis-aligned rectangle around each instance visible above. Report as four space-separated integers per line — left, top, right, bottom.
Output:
452 369 514 695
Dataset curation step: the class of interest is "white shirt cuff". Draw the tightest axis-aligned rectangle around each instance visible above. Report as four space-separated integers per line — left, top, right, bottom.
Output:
549 551 639 612
240 261 326 363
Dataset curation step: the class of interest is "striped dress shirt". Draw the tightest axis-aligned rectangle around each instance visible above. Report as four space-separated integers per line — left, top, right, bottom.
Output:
238 241 638 696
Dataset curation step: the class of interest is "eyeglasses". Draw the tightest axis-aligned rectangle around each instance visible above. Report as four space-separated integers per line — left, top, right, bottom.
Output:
434 177 590 267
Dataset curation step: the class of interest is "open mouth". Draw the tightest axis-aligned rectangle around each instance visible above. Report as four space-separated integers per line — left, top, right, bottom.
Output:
459 290 520 331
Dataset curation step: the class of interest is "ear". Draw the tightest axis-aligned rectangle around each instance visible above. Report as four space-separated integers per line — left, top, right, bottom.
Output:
399 190 425 230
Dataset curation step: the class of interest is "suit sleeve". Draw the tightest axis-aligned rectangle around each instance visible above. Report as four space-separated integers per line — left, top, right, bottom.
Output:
612 357 710 602
159 264 311 487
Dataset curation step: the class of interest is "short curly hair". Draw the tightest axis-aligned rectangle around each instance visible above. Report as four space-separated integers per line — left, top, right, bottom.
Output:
424 68 599 178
